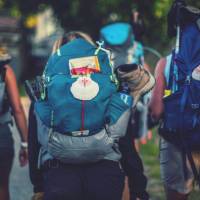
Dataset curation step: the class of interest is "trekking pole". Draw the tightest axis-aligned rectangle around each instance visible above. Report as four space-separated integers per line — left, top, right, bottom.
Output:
24 80 38 102
175 0 185 54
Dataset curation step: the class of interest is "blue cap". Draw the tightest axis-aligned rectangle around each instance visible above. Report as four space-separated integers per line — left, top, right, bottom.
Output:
100 22 134 45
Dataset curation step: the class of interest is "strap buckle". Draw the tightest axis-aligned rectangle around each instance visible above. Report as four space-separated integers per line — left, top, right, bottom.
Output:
185 75 191 85
191 104 200 109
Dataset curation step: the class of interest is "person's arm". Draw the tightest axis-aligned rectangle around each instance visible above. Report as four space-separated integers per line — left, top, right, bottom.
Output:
149 58 166 121
5 65 28 166
132 10 139 23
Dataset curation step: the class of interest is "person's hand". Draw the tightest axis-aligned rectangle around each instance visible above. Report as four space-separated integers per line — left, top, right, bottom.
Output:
19 147 28 167
32 192 44 200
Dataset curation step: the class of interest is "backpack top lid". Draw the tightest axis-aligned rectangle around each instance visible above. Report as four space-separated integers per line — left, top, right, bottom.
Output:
167 0 200 38
45 38 113 77
177 21 200 72
100 22 134 46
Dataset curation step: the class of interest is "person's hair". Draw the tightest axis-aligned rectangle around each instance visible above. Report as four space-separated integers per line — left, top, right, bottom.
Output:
51 31 95 54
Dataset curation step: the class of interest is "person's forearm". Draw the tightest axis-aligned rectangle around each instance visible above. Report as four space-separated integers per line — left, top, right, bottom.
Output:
13 106 28 142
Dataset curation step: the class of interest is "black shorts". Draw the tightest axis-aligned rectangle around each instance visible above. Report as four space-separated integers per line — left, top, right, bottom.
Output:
0 150 14 169
43 160 125 200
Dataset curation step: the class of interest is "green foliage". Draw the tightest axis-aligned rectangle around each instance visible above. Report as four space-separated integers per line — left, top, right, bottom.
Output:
154 0 172 18
0 0 4 9
1 0 200 54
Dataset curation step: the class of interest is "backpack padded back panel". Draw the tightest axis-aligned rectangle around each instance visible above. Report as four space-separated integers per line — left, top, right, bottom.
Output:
35 39 117 134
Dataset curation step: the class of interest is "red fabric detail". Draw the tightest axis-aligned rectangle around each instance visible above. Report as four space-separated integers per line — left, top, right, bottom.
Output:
81 100 85 134
71 67 99 75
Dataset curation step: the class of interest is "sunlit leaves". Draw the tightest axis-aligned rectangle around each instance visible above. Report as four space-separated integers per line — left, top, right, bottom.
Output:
154 0 172 18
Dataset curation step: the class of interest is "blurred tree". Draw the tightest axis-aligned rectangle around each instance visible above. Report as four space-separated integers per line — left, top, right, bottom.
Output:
0 0 199 79
1 0 200 44
2 0 200 45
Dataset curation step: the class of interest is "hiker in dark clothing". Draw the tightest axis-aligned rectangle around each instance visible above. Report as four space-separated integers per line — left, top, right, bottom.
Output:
28 31 153 200
130 8 145 43
28 103 43 200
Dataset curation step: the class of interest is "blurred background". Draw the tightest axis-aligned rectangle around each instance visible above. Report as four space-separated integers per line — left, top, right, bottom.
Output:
1 0 200 199
0 0 199 82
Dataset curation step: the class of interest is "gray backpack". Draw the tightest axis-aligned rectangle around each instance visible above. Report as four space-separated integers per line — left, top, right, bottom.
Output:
0 68 5 112
0 67 12 124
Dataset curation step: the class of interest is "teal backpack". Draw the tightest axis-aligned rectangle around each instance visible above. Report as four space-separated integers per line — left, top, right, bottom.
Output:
34 38 132 164
34 38 122 133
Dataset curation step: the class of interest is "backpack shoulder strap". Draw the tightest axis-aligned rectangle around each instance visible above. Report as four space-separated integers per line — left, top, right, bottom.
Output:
165 51 178 92
164 53 175 90
167 53 174 90
0 66 6 82
164 54 172 86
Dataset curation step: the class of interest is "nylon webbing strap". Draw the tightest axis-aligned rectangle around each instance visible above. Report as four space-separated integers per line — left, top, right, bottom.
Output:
179 126 200 188
180 84 189 112
0 66 6 82
0 111 12 124
167 51 175 90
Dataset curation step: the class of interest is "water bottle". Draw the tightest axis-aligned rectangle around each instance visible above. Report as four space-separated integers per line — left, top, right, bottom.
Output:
119 82 133 107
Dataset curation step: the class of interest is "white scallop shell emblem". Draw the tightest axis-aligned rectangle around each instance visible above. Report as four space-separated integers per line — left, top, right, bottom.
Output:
192 65 200 81
70 77 99 100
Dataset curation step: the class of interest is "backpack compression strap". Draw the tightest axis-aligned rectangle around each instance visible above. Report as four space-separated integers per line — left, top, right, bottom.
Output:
166 51 179 93
0 66 6 82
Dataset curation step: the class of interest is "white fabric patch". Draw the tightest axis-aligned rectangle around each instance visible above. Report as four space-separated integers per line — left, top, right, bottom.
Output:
70 76 99 100
192 65 200 81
